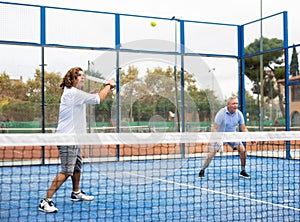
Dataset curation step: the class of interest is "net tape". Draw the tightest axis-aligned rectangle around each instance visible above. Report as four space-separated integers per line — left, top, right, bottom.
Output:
1 131 300 146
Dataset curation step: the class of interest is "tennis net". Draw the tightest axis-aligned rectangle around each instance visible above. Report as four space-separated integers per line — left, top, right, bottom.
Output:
0 131 299 221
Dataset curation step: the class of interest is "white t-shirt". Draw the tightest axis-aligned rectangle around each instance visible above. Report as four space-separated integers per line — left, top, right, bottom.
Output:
56 87 100 134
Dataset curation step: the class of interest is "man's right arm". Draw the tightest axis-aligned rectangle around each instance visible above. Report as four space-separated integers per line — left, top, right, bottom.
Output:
98 80 115 102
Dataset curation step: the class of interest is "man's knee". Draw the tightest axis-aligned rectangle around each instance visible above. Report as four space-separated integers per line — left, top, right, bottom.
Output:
207 149 217 158
237 145 246 153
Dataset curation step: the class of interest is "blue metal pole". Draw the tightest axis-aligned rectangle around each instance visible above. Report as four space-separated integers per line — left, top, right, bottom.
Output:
180 20 185 158
238 24 247 149
173 18 180 132
40 6 46 165
283 11 292 159
237 25 246 119
259 0 264 131
40 7 46 46
115 14 121 160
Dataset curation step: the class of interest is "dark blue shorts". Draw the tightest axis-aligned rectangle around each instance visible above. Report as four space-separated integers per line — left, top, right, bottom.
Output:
210 141 244 151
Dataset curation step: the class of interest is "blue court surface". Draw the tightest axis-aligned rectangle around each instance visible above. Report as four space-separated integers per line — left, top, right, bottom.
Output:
0 156 299 221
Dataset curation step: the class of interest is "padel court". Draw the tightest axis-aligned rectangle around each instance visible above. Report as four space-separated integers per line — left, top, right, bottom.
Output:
1 154 299 221
1 2 300 222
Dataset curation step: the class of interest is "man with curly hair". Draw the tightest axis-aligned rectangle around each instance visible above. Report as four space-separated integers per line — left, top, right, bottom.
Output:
39 67 115 213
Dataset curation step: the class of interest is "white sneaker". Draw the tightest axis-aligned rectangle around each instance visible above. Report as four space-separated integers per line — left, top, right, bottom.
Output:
39 199 58 213
71 190 94 201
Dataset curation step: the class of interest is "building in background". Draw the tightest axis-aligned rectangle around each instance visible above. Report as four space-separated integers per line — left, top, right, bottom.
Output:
278 75 300 126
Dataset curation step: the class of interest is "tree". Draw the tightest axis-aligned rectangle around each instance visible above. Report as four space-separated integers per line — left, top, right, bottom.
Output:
0 72 12 119
11 81 27 100
2 101 37 121
0 72 27 120
188 89 218 121
84 69 106 92
245 37 284 88
244 37 284 116
117 65 221 128
245 90 260 125
2 69 63 123
82 69 115 124
290 45 299 76
0 65 222 129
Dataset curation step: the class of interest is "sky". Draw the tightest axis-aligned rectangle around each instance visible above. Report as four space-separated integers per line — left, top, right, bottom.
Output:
1 0 299 98
5 0 295 42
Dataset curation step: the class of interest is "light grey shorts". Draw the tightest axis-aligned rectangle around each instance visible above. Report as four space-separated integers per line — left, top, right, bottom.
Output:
57 145 82 176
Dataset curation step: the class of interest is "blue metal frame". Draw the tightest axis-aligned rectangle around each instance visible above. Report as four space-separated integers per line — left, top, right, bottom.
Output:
0 1 296 160
238 11 291 158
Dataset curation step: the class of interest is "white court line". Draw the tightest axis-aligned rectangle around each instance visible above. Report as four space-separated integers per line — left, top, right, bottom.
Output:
126 172 300 212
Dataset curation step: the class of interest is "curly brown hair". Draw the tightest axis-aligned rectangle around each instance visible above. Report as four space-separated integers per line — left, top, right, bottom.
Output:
60 67 83 89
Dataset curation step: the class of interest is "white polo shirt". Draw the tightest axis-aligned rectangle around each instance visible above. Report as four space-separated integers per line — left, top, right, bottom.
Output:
56 87 100 134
